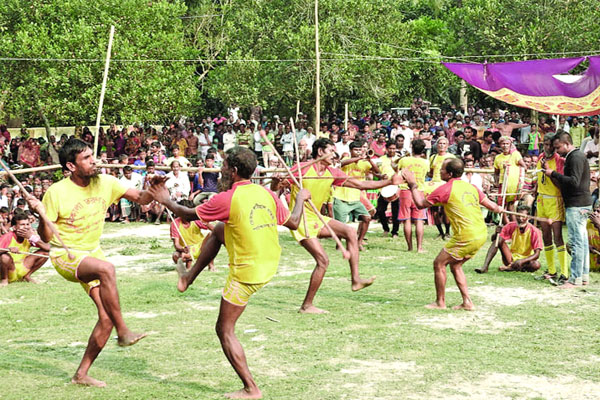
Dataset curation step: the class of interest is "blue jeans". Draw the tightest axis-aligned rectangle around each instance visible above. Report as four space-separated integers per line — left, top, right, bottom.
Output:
565 206 591 284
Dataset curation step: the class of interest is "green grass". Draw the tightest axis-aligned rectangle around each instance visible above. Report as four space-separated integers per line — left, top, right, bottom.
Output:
1 223 599 399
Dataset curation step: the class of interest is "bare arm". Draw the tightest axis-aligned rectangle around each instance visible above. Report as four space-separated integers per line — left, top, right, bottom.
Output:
148 183 199 222
283 189 311 230
342 173 402 190
481 196 503 213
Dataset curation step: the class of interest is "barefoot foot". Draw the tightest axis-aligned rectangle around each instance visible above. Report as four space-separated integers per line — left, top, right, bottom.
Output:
224 387 262 399
417 248 426 254
177 275 190 293
71 375 107 387
452 302 475 311
23 276 39 284
0 280 8 287
117 331 147 347
424 302 446 310
299 305 328 314
351 276 376 292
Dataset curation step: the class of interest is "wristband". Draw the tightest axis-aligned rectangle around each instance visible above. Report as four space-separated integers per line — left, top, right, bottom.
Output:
29 234 41 246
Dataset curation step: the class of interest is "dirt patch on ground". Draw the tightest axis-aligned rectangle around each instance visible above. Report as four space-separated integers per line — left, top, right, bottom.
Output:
470 285 580 306
124 311 175 319
425 373 600 400
415 308 526 334
101 224 170 239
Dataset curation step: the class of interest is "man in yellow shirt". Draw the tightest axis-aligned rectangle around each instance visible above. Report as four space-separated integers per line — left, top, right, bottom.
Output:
405 158 502 310
0 212 49 286
150 146 310 400
497 205 542 272
272 138 403 314
493 136 527 224
376 141 401 237
397 139 429 253
333 140 381 249
429 137 455 239
535 135 568 282
31 138 155 387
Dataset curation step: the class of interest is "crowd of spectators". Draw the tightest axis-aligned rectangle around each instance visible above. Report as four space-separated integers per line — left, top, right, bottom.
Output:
0 98 599 228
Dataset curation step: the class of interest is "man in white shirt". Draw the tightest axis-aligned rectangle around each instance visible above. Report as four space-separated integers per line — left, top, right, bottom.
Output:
335 131 351 158
165 145 191 168
119 166 144 222
223 125 237 152
400 121 414 152
165 160 191 202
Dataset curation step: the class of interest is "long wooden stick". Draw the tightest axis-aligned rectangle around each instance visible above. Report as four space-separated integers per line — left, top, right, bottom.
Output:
501 210 553 224
0 159 75 259
495 166 510 246
0 248 49 258
0 164 61 176
259 131 350 259
94 25 115 159
290 118 309 239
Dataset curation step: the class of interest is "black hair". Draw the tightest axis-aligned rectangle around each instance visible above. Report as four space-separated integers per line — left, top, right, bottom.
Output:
411 139 426 155
123 165 133 173
516 204 531 214
16 198 27 206
58 138 91 168
385 140 397 148
312 138 334 160
11 212 29 226
0 207 8 213
225 146 257 179
205 153 215 160
349 140 365 150
553 131 573 145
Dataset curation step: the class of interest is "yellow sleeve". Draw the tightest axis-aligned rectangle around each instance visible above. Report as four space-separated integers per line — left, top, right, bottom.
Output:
104 175 129 205
42 185 59 222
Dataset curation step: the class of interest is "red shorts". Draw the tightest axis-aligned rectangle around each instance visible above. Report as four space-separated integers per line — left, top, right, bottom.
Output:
398 190 427 221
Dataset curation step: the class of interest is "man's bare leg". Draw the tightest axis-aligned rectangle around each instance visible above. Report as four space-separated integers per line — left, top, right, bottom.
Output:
449 259 474 310
216 298 262 399
475 234 500 274
177 223 224 292
321 219 375 291
402 220 413 251
415 220 425 253
357 215 371 250
71 287 113 387
0 253 14 287
21 251 48 283
76 257 145 347
299 238 330 314
425 250 451 309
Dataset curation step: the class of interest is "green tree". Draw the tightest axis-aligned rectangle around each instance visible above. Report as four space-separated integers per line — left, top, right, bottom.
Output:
0 0 198 126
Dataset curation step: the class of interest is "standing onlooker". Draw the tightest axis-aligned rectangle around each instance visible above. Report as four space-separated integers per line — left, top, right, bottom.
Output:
544 132 593 287
569 117 585 148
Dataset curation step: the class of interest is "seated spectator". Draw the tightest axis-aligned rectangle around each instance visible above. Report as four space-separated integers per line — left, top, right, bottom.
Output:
0 212 50 287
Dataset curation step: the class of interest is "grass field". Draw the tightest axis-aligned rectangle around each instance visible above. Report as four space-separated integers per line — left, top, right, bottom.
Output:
1 222 599 400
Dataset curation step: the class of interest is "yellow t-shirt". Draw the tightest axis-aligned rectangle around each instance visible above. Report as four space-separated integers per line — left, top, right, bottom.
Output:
536 153 563 196
170 218 207 247
289 163 348 220
494 151 523 184
194 181 290 284
334 159 371 202
398 156 429 190
426 178 487 241
42 175 128 251
429 153 455 182
0 232 32 265
378 155 397 177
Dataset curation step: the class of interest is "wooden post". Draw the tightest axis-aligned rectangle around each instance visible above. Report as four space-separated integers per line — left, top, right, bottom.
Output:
314 0 320 135
93 25 115 159
344 102 348 132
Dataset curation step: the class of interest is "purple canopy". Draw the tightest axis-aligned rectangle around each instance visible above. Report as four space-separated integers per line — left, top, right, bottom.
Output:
443 56 600 115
